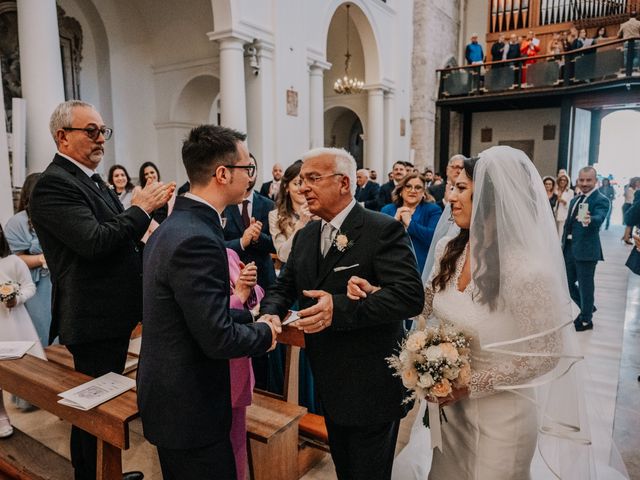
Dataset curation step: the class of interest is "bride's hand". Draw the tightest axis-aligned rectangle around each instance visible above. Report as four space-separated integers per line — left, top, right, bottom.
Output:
437 385 470 407
347 276 381 300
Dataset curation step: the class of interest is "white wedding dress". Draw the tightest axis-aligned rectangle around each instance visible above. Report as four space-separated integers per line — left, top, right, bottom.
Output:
425 240 560 480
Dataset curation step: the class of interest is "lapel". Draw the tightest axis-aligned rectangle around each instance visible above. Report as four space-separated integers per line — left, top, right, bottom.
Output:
314 204 366 288
224 203 244 233
252 192 263 220
298 221 322 284
54 155 120 215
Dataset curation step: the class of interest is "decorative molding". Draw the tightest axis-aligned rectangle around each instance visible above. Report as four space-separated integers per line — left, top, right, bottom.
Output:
154 121 199 130
207 29 254 44
152 58 218 75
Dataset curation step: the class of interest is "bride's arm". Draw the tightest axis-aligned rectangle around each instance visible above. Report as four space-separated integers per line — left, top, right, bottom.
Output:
469 270 563 399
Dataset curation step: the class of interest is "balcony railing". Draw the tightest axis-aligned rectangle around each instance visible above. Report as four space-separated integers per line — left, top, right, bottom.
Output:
437 37 639 99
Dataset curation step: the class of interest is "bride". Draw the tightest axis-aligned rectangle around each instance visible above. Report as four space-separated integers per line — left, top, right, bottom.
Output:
349 146 592 479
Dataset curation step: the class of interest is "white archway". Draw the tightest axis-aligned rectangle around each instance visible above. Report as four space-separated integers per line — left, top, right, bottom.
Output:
324 106 364 167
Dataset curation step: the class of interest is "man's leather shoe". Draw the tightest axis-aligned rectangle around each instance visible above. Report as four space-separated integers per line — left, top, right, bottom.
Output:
122 472 144 480
574 321 593 332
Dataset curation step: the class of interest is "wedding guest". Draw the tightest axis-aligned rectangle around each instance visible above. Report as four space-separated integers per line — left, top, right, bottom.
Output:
227 249 262 480
555 173 575 236
520 31 541 83
465 33 484 65
0 224 46 438
134 161 173 233
424 169 435 187
30 100 173 480
259 163 283 202
598 178 615 230
505 33 522 60
369 170 378 183
429 154 465 209
592 26 608 44
543 176 558 211
5 173 52 350
268 161 312 263
622 177 639 244
381 173 441 273
377 161 408 210
355 168 380 210
108 164 135 209
491 34 506 62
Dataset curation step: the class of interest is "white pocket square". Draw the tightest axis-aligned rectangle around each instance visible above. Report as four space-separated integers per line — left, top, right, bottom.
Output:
333 263 359 272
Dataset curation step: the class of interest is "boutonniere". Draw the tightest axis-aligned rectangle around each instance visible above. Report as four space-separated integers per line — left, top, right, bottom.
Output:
333 231 354 252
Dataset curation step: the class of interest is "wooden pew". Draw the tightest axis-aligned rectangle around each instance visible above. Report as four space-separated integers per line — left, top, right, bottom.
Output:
0 354 138 480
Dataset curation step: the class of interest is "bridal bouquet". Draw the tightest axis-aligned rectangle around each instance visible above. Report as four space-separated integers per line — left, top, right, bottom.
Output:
0 281 20 305
388 323 471 449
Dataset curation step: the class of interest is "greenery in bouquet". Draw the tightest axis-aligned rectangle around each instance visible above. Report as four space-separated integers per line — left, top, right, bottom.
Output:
388 323 472 427
0 281 20 305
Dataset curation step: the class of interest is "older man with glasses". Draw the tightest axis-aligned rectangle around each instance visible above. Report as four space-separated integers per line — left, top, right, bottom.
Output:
30 100 175 480
259 147 424 480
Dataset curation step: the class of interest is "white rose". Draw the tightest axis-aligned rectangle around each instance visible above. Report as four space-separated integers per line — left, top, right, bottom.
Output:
399 349 414 365
440 342 460 363
425 345 443 361
417 372 435 389
405 331 428 353
401 368 419 388
443 365 460 380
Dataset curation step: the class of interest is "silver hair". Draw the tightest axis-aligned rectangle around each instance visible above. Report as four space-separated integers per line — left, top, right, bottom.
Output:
301 147 357 195
448 154 466 165
356 168 369 179
49 100 97 144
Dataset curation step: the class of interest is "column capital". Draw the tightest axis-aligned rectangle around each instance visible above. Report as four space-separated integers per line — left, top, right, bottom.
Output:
255 39 275 61
207 29 253 45
307 59 332 72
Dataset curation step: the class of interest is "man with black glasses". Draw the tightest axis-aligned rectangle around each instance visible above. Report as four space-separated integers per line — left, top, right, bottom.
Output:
30 100 175 480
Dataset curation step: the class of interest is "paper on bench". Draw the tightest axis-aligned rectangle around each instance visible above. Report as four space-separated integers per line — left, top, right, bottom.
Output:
0 341 35 359
282 310 300 326
58 372 135 411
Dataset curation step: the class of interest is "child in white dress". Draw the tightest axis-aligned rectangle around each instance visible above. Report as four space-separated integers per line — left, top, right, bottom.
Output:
0 225 46 438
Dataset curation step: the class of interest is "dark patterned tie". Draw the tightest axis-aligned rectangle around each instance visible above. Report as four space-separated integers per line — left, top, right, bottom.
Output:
241 199 250 228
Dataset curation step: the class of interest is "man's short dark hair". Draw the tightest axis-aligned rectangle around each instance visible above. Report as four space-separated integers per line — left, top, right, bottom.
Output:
393 161 405 169
182 125 247 187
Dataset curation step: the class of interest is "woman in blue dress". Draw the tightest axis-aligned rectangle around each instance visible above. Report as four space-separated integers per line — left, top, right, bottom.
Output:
4 173 52 349
381 172 442 273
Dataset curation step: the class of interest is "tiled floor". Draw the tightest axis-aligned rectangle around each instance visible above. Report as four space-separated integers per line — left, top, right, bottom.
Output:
2 226 638 479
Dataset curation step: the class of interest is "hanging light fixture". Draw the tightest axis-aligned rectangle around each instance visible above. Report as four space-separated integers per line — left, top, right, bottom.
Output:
333 4 364 95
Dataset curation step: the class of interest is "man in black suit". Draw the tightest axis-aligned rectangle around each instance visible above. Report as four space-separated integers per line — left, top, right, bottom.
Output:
223 154 276 289
30 100 175 480
137 125 278 480
376 160 407 210
562 166 610 332
354 168 380 210
260 148 424 479
258 162 283 201
429 154 465 209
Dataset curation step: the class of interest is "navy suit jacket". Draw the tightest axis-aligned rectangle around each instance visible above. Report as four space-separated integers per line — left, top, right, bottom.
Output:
260 204 424 426
376 181 395 211
223 192 276 287
562 190 610 262
355 181 380 210
137 197 272 449
380 202 442 273
259 181 278 201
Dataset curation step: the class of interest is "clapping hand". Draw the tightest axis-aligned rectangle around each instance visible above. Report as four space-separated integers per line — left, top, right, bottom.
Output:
132 181 176 214
257 314 282 351
294 290 333 334
346 276 381 300
234 261 257 304
241 218 263 249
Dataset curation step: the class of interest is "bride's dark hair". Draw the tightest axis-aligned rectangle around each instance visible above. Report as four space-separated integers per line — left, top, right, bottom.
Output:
432 156 500 310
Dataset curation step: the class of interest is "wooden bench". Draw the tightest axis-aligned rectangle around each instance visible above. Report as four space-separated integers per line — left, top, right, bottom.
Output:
0 354 138 480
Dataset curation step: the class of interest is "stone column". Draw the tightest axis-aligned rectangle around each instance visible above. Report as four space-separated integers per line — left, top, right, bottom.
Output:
383 90 395 174
308 61 330 149
366 87 384 176
17 0 65 173
217 36 248 133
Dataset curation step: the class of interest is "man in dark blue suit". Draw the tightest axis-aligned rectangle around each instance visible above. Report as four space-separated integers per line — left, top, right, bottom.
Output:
138 125 278 480
376 161 407 210
562 166 611 332
223 154 276 289
354 168 380 209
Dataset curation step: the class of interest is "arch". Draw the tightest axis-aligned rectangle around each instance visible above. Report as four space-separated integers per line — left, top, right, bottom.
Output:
171 74 220 124
324 106 364 167
322 0 382 84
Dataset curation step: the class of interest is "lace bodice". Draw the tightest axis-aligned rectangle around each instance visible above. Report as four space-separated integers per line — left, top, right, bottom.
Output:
423 237 562 398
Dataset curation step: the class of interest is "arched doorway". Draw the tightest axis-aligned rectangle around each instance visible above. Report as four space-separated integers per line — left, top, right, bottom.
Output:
324 106 364 168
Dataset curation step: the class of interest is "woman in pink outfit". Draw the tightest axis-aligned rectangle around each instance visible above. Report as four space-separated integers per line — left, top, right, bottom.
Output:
227 248 263 480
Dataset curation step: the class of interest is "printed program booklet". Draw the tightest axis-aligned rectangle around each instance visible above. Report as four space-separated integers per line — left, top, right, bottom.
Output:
0 341 35 360
58 372 136 411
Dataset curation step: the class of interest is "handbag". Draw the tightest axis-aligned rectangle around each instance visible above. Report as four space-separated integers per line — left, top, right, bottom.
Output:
625 247 640 275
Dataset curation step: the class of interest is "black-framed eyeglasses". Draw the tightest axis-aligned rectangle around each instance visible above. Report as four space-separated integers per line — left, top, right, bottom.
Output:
63 124 113 141
222 164 256 177
299 173 344 185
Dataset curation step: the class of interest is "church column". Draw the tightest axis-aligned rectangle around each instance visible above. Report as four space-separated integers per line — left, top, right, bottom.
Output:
17 0 65 173
366 87 384 176
308 61 331 149
215 36 248 133
383 90 395 174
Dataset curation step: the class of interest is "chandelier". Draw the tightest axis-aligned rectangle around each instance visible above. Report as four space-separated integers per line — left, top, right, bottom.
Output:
333 4 364 95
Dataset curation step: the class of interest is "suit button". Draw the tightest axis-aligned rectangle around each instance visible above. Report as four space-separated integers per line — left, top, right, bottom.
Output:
134 247 140 253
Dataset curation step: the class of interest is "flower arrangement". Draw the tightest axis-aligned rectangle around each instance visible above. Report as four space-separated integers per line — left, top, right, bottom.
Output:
388 323 471 428
333 232 354 252
0 281 20 306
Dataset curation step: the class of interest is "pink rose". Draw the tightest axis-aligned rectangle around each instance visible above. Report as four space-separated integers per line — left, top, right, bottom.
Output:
431 378 453 397
439 342 459 362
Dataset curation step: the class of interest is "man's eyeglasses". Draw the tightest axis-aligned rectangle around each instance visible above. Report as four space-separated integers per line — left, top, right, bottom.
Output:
403 184 424 192
299 173 344 185
63 124 113 141
222 165 256 177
